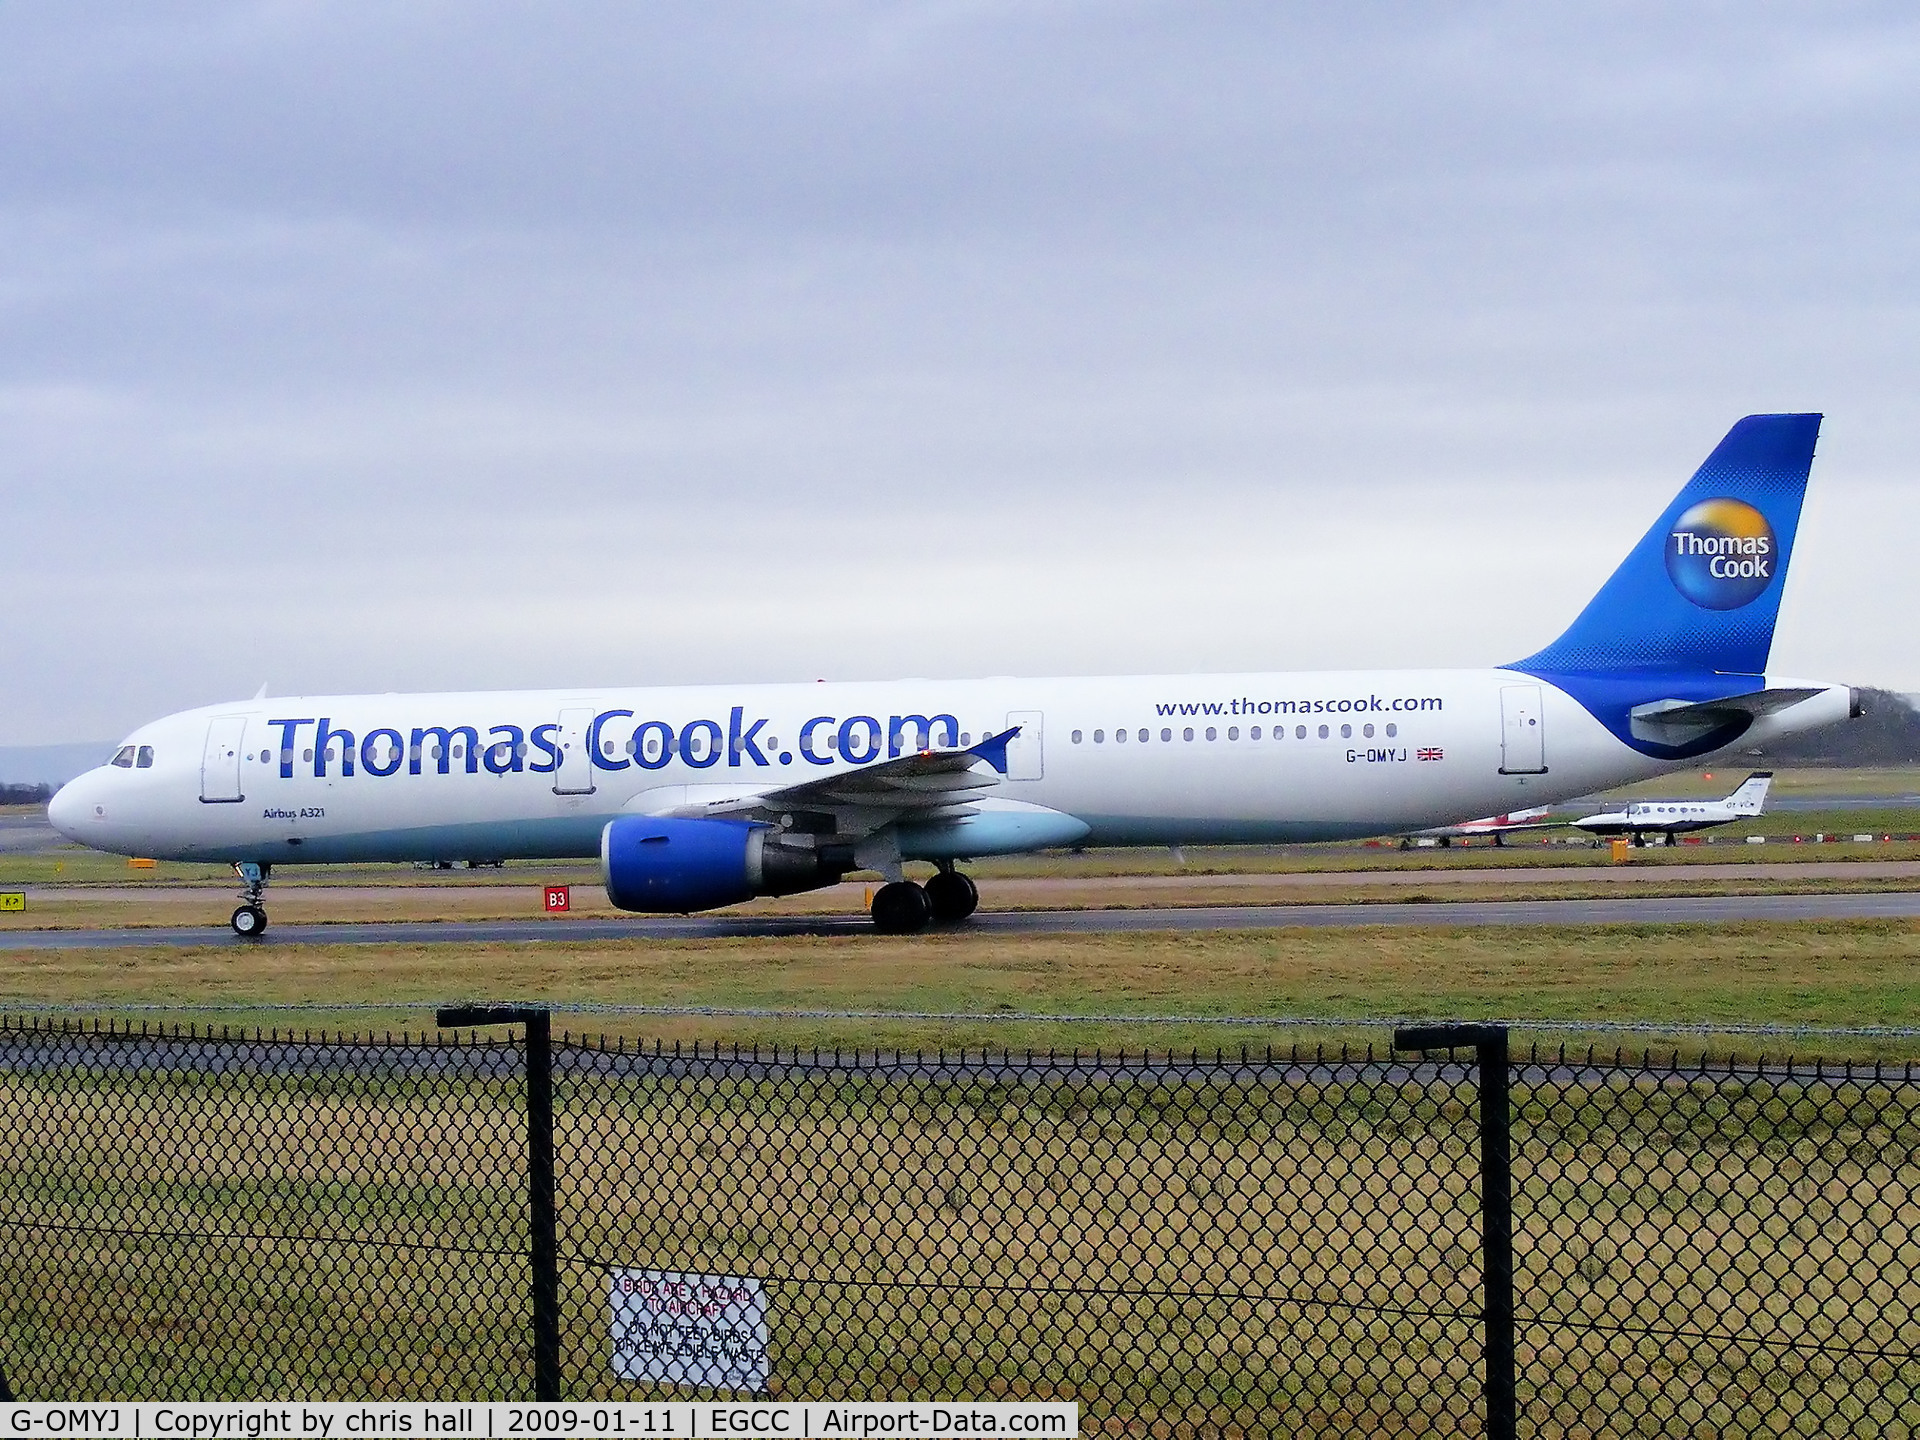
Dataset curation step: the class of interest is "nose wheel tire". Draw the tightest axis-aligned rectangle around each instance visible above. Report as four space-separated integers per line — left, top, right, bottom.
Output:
230 904 267 938
870 881 933 934
925 870 979 923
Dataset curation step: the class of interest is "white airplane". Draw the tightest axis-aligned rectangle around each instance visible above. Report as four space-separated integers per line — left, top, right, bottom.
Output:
50 413 1859 936
1401 806 1554 848
1408 772 1774 848
1570 772 1774 846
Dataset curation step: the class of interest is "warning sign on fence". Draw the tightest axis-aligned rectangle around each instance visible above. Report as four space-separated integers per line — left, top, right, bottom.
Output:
609 1268 770 1390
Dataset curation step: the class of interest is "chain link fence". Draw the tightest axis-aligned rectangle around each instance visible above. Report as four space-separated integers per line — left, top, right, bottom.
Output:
0 1014 1913 1434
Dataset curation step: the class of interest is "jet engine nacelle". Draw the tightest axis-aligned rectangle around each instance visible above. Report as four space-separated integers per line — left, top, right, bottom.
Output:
600 816 843 914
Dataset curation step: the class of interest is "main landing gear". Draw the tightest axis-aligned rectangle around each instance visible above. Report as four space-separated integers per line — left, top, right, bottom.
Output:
230 861 270 938
870 864 980 935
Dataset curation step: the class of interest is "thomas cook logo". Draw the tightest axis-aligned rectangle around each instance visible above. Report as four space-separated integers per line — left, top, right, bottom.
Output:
1665 498 1777 610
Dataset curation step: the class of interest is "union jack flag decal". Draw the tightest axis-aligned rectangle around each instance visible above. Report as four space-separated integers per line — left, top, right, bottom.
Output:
1417 747 1444 761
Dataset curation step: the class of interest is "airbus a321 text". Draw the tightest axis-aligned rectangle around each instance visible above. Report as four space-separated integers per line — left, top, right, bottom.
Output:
50 414 1860 936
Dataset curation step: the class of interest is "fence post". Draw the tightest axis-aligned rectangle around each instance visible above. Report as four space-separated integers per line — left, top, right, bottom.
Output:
1394 1023 1517 1440
524 1010 561 1402
439 1005 562 1401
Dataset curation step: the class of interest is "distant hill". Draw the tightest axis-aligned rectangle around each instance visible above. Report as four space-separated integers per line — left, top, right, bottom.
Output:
1746 687 1920 766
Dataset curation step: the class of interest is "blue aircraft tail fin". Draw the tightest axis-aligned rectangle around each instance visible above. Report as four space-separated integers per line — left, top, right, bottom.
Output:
1510 413 1821 676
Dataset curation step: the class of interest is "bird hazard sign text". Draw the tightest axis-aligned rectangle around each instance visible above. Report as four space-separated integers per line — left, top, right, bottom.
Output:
544 885 570 913
610 1269 770 1391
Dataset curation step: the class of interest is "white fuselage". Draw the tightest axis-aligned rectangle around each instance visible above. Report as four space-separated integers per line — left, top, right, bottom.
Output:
49 669 1852 865
1575 801 1755 837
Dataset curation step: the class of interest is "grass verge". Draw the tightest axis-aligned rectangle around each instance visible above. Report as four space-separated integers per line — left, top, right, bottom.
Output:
4 920 1920 1060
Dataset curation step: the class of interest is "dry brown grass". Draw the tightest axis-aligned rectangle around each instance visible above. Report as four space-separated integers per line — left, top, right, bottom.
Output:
4 920 1920 1061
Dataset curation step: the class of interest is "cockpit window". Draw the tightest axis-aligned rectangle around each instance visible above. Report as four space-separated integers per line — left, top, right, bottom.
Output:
136 746 154 769
111 746 136 768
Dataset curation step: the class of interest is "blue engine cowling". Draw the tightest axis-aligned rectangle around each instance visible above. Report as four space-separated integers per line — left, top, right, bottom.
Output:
600 816 843 914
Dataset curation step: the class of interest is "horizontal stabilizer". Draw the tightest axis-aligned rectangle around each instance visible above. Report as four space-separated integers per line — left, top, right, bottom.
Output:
1628 688 1824 746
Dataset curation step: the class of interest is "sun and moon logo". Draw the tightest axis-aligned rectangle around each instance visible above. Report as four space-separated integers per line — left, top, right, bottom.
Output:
1665 498 1777 611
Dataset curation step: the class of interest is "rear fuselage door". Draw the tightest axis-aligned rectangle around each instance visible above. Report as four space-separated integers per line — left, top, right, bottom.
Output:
1498 685 1547 775
1004 710 1044 781
200 716 247 803
552 706 597 795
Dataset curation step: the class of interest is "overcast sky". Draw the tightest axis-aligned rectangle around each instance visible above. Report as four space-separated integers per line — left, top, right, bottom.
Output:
5 3 1919 744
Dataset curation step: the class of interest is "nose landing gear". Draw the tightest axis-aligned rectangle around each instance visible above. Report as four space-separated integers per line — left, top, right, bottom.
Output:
230 861 270 938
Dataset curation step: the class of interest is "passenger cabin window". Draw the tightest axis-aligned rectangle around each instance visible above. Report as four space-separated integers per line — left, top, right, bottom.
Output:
1251 726 1261 740
1386 723 1398 737
1205 727 1217 741
1137 729 1147 743
1296 725 1307 739
1340 724 1352 739
111 746 136 768
1227 727 1238 741
1115 728 1127 743
1317 725 1329 739
1071 730 1083 744
1161 728 1172 742
1093 730 1104 743
1183 727 1195 742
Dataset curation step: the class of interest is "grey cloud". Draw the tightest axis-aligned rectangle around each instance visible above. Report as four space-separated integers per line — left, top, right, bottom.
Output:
2 3 1918 741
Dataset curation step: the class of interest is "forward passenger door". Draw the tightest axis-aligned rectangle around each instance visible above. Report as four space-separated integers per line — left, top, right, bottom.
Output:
199 716 247 803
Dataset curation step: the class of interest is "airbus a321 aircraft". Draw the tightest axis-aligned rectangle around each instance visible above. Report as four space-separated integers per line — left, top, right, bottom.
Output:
50 413 1859 936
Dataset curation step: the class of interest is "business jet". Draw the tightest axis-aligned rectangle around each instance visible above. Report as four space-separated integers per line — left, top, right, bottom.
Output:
50 413 1859 936
1570 772 1774 846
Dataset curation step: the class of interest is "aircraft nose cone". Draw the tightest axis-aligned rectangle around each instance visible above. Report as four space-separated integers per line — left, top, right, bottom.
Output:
46 775 90 840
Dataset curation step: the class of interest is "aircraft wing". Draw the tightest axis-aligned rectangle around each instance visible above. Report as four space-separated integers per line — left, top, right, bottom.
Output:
628 727 1020 835
1628 688 1826 746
